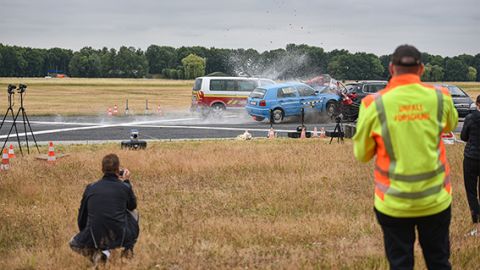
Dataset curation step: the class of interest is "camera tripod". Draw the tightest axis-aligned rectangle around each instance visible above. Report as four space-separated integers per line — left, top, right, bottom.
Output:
0 85 23 154
329 114 344 144
1 84 40 155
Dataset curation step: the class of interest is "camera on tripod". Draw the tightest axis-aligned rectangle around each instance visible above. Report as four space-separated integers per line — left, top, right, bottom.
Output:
18 84 27 93
7 84 16 94
0 83 40 155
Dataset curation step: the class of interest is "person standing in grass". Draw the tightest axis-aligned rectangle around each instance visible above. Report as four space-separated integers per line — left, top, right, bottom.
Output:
461 95 480 236
353 45 458 270
69 154 139 266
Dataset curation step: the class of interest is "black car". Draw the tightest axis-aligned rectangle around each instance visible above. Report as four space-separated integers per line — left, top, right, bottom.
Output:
437 84 476 118
338 81 387 121
345 80 388 99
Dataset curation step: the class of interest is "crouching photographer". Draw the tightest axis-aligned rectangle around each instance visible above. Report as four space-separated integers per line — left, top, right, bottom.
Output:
69 154 139 266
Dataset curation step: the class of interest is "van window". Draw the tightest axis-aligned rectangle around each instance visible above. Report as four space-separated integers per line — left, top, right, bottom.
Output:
210 79 236 91
238 80 257 92
193 78 202 91
277 87 297 98
260 79 275 86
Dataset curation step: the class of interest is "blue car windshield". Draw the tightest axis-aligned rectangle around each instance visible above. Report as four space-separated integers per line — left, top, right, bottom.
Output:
249 88 267 99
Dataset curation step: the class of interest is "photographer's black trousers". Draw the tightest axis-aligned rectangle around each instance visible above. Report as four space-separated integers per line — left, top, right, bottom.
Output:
463 157 480 223
375 207 451 270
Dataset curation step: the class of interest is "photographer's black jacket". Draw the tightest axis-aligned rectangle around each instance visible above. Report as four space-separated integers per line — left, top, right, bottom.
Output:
461 110 480 160
74 173 138 250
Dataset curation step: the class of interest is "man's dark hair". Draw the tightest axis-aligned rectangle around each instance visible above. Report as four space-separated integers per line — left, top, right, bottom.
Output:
102 154 120 174
477 95 480 104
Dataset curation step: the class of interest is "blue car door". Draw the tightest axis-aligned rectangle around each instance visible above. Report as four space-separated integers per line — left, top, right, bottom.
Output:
276 86 300 116
297 85 322 112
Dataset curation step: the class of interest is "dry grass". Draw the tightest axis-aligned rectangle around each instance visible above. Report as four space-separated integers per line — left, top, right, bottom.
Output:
0 78 194 116
0 139 478 269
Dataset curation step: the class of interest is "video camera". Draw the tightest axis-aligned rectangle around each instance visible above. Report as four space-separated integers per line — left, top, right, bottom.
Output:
7 84 16 94
18 84 27 93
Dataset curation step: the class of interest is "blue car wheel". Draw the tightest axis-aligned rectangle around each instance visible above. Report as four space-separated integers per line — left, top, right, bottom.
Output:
272 108 284 124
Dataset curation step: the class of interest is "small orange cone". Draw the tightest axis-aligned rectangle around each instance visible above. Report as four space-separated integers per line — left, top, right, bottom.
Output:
300 127 306 139
268 127 276 139
1 148 9 171
107 108 113 117
8 144 15 159
319 127 326 138
47 142 56 163
113 105 118 115
312 127 319 138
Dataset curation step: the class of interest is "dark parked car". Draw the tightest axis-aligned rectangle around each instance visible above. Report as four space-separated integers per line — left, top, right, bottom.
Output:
345 81 388 99
436 84 476 118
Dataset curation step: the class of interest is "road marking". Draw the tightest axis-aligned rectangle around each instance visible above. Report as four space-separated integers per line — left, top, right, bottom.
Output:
0 117 200 139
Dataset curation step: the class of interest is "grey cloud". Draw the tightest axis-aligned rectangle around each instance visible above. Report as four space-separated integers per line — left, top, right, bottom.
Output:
0 0 479 56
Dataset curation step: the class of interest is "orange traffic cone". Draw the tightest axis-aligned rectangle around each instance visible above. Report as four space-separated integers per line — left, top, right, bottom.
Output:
319 127 326 138
300 127 306 139
47 142 56 163
268 127 276 139
107 108 113 117
312 127 319 138
8 144 15 159
1 148 9 171
113 105 118 115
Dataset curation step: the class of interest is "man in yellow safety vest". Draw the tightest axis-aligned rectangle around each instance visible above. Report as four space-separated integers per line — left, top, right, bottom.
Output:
353 45 458 270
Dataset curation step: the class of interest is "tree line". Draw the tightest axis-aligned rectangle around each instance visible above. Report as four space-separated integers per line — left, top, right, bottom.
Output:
0 43 478 81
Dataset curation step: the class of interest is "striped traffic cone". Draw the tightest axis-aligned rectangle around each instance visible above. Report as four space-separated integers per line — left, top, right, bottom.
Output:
47 142 56 163
157 105 163 116
1 148 9 171
107 108 113 117
268 127 275 139
8 144 15 159
319 127 326 138
300 127 307 139
312 127 319 138
113 105 119 115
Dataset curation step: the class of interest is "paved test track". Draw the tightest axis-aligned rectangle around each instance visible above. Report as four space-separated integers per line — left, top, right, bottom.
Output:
0 112 464 144
0 113 340 144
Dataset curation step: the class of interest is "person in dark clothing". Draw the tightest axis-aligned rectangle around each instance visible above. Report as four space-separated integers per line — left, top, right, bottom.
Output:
69 154 139 265
461 95 480 236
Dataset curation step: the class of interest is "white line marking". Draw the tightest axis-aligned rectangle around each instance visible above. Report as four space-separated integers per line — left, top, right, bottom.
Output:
0 117 200 139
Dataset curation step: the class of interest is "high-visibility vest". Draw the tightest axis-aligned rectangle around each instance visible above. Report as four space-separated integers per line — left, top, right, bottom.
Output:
353 74 458 218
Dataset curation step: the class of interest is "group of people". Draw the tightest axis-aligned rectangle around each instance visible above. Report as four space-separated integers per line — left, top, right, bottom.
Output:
68 45 480 270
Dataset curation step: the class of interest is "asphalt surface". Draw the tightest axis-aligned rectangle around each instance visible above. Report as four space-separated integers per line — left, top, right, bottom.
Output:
0 111 464 144
0 112 339 144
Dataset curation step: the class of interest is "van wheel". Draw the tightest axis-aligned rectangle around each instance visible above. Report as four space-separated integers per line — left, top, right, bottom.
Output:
272 109 284 124
211 103 225 117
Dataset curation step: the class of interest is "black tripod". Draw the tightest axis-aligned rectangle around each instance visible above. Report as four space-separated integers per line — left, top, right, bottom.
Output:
329 114 344 144
0 85 23 154
1 84 40 155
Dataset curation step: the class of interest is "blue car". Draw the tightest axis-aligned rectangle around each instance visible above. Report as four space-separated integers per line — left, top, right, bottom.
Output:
245 82 340 123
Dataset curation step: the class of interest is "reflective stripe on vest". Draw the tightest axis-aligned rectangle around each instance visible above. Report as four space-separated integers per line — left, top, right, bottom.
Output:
373 89 446 199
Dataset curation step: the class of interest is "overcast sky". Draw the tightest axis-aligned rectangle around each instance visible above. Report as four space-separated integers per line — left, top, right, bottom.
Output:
1 0 479 56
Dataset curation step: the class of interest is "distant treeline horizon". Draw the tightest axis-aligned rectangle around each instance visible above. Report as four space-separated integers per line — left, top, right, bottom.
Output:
0 43 478 82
